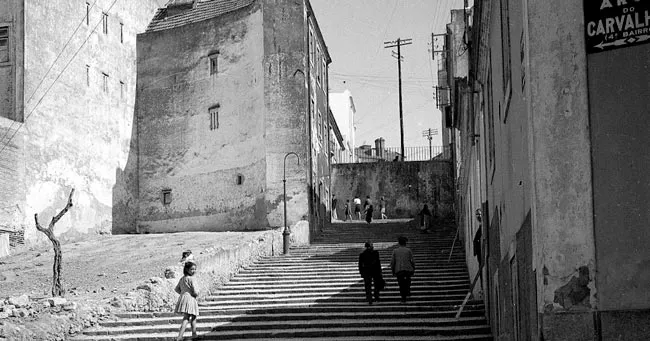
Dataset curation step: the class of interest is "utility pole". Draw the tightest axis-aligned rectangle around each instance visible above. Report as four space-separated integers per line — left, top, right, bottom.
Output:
422 128 439 159
384 38 412 161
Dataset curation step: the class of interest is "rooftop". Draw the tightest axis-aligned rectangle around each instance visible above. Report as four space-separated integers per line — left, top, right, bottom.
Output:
146 0 255 33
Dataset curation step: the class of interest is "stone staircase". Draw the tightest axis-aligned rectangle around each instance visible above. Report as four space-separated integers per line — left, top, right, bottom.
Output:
76 220 492 340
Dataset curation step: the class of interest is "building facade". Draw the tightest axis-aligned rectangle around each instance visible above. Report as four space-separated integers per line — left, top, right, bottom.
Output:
128 0 331 236
329 89 356 163
0 0 164 250
445 1 650 339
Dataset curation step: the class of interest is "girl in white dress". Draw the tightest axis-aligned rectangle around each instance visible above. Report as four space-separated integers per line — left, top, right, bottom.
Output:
175 261 199 340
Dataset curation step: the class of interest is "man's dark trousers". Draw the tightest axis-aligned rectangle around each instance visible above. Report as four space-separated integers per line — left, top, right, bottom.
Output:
363 276 381 302
396 271 412 299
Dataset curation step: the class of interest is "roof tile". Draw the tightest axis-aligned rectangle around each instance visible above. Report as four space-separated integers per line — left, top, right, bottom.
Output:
146 0 255 33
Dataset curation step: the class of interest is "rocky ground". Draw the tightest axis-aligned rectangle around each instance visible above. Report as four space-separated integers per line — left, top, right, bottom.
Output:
0 231 272 340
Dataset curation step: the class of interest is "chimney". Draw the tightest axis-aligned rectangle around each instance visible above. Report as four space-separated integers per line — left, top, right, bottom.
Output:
375 137 385 158
165 0 195 17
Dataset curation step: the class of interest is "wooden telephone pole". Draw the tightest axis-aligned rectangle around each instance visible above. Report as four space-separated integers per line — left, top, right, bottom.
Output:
384 38 412 161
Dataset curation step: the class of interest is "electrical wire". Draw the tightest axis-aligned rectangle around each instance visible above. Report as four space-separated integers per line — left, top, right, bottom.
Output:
0 0 121 156
0 0 99 149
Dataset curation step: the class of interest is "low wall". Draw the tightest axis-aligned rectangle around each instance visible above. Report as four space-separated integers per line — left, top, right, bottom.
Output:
331 161 454 221
123 225 310 312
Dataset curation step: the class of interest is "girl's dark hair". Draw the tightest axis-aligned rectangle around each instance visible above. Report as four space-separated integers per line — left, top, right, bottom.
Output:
183 261 197 276
398 236 408 245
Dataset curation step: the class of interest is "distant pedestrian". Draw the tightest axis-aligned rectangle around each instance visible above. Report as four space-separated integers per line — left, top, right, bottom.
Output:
380 196 387 219
331 195 339 221
358 241 384 305
473 209 483 267
393 156 399 162
344 200 352 221
364 196 374 224
353 196 362 220
175 261 199 340
419 204 432 233
391 236 415 303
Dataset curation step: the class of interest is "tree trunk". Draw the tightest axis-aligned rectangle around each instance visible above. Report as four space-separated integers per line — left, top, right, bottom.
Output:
34 188 74 298
51 238 63 296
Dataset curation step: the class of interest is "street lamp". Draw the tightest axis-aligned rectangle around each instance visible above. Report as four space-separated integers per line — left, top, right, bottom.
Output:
283 152 300 255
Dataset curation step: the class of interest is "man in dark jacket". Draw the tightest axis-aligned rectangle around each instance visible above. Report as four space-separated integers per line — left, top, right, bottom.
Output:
358 241 384 305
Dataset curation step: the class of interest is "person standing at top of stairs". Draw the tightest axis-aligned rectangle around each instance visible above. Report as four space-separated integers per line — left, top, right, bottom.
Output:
390 236 415 303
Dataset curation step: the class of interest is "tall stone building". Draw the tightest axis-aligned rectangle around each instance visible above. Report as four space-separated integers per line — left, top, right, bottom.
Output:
445 1 650 339
126 0 332 236
0 0 164 249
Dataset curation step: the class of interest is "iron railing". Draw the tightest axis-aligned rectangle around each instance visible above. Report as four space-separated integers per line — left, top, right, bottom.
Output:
332 146 451 164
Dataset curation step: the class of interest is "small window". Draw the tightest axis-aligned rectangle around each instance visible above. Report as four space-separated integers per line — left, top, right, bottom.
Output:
102 12 108 34
85 65 90 86
0 26 9 63
119 23 123 43
317 110 322 141
101 72 109 92
161 189 172 205
86 3 90 26
236 174 244 185
209 105 219 130
209 53 218 75
315 46 321 84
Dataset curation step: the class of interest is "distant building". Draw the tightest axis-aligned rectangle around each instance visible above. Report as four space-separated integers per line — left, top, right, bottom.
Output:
329 89 356 162
328 108 345 164
129 0 332 235
0 0 164 252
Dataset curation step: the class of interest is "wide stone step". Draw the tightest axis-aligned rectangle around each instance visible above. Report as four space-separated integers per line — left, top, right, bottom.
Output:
206 288 470 300
103 310 486 327
204 292 470 303
199 296 470 307
74 332 493 341
216 281 470 291
81 324 491 340
116 302 486 318
84 316 488 336
219 274 469 290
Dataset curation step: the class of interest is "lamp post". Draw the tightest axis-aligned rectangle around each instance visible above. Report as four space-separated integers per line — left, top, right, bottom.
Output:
283 152 300 255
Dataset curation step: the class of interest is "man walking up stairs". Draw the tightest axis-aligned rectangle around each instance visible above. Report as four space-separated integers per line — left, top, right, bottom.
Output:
76 219 492 340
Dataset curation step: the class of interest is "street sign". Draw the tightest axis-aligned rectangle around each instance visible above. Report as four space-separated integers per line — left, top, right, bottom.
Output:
584 0 650 54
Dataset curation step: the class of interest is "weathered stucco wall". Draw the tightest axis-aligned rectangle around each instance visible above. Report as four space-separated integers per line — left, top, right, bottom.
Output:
9 0 163 245
331 161 454 220
588 43 650 312
135 4 267 233
528 0 597 333
262 0 310 231
0 0 23 122
0 0 25 239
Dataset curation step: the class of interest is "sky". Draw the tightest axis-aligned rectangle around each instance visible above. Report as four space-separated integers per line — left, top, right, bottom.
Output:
310 0 464 148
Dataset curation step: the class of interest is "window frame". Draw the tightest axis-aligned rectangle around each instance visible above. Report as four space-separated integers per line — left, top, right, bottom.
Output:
161 189 172 205
209 105 219 130
101 72 109 93
315 45 321 86
102 12 108 34
86 2 90 26
209 52 219 75
0 25 10 64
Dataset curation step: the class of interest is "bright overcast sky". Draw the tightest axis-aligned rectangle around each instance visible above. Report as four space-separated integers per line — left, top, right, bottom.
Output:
310 0 464 148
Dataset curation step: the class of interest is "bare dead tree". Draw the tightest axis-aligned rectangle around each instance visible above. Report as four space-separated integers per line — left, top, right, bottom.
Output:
34 188 74 297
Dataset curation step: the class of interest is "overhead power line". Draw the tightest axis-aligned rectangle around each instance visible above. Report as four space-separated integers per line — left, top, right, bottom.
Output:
0 0 120 157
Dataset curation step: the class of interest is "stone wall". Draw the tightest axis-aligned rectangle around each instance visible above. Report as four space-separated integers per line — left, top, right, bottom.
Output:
262 0 311 232
134 4 267 233
331 161 454 221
